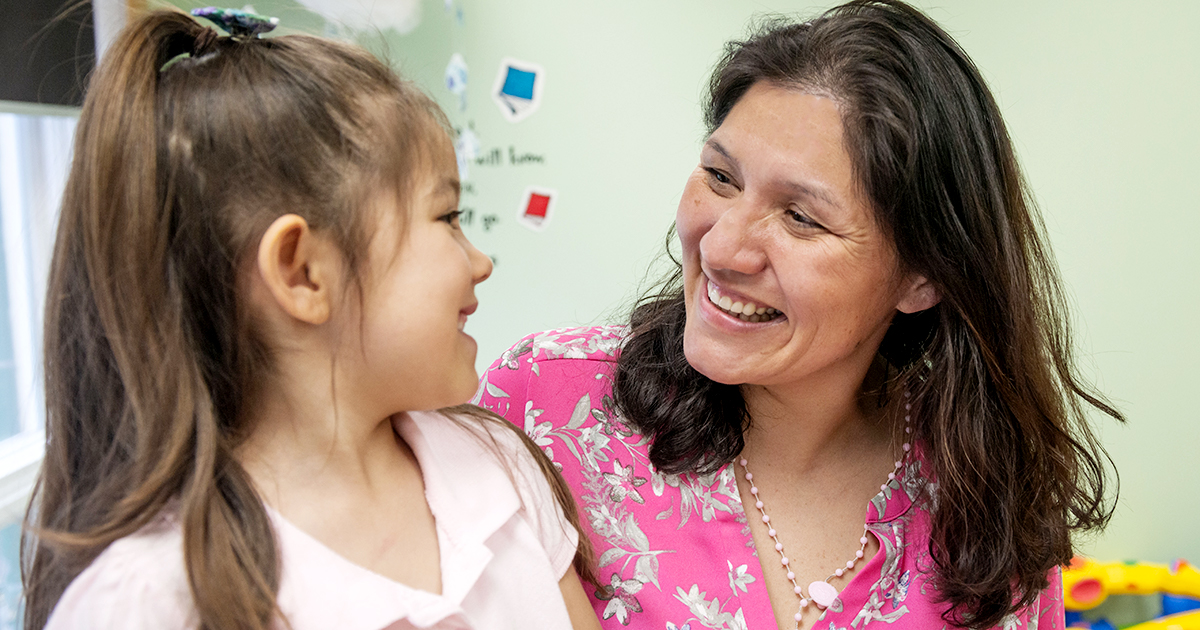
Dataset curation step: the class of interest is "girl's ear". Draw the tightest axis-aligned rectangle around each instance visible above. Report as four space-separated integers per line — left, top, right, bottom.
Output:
897 274 941 314
256 214 336 325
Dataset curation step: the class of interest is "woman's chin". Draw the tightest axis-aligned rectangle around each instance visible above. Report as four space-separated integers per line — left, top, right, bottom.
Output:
682 336 752 386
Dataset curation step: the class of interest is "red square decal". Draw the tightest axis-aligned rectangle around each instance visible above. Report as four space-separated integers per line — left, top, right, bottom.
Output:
516 186 556 231
525 193 551 218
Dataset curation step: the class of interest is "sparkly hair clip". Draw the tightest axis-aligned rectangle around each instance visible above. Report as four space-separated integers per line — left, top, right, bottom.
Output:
191 7 279 38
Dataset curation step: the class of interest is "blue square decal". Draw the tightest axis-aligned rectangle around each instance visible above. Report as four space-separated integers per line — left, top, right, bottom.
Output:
500 67 536 101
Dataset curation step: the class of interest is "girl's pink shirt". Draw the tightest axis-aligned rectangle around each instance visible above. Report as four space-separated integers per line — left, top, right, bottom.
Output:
474 326 1066 630
45 410 579 630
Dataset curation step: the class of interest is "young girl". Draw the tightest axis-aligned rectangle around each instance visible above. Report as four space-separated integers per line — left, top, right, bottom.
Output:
22 9 600 630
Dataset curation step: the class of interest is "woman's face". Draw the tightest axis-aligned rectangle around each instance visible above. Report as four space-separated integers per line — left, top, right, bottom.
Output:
678 82 929 390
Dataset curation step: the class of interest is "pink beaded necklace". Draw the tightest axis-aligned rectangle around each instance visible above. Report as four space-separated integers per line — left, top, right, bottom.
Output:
739 393 913 628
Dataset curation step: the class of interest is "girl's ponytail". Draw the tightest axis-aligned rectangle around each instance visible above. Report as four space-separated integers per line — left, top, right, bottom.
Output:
25 12 278 629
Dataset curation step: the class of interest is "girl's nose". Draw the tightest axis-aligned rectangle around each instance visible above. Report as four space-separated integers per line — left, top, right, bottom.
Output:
698 200 768 277
467 240 493 285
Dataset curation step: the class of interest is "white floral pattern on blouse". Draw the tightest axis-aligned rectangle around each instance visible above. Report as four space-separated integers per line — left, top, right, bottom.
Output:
475 326 1064 630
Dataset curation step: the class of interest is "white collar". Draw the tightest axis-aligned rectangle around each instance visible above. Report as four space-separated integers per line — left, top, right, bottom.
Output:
269 409 522 630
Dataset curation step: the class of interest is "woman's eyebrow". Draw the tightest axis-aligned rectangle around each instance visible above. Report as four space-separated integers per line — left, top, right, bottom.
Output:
708 137 841 212
704 139 738 168
780 179 840 211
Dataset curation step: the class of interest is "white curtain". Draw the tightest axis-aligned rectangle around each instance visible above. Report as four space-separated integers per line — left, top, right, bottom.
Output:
0 111 75 443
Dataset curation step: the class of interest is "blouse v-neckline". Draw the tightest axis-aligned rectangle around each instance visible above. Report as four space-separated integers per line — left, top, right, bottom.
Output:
717 450 921 628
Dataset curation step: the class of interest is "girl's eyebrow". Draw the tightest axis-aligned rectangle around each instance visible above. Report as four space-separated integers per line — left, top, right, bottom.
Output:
431 177 460 206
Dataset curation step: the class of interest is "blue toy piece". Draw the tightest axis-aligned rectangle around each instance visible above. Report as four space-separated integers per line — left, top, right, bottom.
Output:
1163 594 1200 616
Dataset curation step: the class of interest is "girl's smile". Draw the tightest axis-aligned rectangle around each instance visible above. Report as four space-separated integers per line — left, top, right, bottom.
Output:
458 302 477 332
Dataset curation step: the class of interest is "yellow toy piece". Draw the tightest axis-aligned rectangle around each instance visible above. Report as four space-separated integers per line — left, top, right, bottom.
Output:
1064 557 1200 610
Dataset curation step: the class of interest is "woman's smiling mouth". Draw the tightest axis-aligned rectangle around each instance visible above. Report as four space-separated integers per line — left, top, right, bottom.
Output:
706 280 784 323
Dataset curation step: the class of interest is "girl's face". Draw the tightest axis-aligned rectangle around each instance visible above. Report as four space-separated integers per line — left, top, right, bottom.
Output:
353 140 493 413
677 82 924 391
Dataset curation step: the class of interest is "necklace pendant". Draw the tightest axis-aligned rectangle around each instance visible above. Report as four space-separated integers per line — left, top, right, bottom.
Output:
808 581 839 609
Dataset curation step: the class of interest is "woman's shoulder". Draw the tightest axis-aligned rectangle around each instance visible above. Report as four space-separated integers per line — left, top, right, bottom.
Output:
476 325 624 401
475 326 632 443
46 511 198 629
494 325 627 368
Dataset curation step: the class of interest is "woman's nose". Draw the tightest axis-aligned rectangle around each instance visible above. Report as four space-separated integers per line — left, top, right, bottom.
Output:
698 200 768 276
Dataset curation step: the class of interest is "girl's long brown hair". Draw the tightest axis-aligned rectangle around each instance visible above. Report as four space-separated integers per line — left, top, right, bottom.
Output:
22 10 592 629
615 2 1122 627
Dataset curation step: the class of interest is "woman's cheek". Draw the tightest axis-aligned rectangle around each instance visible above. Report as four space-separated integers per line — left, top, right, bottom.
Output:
676 182 713 260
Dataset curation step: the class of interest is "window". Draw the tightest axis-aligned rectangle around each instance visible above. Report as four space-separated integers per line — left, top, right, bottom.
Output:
0 101 78 629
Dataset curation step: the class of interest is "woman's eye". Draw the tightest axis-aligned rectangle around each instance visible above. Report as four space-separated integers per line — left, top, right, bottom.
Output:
439 210 463 226
704 167 732 186
786 209 820 229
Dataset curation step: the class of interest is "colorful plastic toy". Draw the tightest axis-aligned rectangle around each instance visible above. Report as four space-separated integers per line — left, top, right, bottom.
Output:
1064 557 1200 629
1122 610 1200 630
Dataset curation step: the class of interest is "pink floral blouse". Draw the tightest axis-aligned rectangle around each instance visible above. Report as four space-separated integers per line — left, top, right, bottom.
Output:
474 326 1064 630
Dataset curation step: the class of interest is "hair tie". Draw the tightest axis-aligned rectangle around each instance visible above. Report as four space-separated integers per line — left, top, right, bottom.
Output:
191 7 279 39
192 28 221 57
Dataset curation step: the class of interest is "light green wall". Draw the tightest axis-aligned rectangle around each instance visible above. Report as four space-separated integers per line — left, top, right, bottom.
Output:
179 0 1200 565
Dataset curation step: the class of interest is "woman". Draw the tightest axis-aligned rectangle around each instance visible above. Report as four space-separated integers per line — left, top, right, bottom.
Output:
476 1 1120 628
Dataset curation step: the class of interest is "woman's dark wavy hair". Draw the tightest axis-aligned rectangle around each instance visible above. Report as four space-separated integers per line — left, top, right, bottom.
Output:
614 1 1122 627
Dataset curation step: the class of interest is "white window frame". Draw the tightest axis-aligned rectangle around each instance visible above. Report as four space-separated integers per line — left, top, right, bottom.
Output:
0 101 80 528
0 0 126 530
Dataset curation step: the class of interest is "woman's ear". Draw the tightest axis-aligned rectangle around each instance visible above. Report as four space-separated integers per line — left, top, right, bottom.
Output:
897 274 941 314
256 214 336 325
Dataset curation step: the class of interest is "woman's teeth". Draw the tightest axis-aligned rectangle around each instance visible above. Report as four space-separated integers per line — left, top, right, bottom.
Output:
707 281 782 323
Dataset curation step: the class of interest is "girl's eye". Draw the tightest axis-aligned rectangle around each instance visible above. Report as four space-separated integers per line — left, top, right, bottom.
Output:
439 210 463 227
